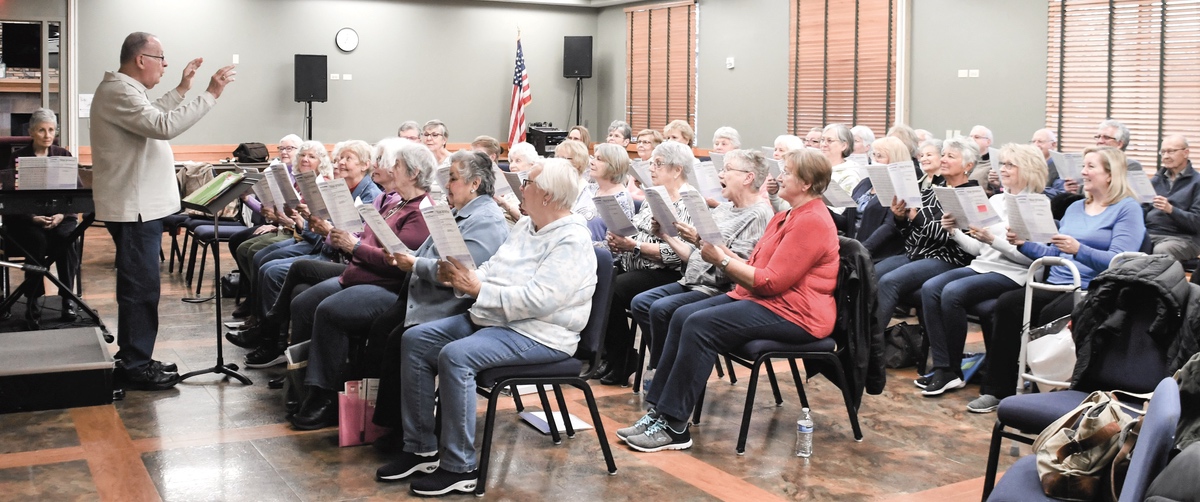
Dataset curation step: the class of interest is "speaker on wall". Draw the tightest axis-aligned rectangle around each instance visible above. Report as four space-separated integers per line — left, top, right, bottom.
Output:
294 54 328 103
563 36 593 79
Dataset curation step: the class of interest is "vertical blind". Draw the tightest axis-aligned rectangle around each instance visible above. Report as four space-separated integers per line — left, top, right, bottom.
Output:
1046 0 1200 170
787 0 898 137
625 1 697 136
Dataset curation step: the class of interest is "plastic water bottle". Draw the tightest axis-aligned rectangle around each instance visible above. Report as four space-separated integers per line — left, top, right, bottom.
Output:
795 407 813 458
642 368 655 394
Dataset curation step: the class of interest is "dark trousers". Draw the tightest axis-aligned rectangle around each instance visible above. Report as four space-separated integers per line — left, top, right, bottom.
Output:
372 319 417 429
982 287 1076 398
646 294 817 422
5 215 78 298
265 258 345 322
107 218 165 370
629 282 712 368
601 268 681 364
922 269 1020 373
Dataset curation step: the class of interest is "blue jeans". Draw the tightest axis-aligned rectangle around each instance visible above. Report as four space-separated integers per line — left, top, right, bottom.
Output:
630 282 712 368
921 268 1019 372
107 218 165 370
646 294 817 422
259 254 334 317
292 277 399 390
401 314 568 473
874 256 960 340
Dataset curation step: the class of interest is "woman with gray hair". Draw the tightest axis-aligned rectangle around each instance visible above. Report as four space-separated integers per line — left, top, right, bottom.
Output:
711 126 741 154
851 125 876 156
379 158 596 495
495 141 540 224
288 138 435 430
821 123 865 195
599 141 697 386
5 108 79 326
766 134 806 212
586 143 636 242
629 149 774 372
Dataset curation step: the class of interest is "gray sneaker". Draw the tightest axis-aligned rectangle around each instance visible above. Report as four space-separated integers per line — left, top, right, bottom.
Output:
616 412 657 442
625 418 692 453
967 394 1002 413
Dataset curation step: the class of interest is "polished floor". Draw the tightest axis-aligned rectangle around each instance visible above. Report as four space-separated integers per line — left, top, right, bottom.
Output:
0 230 1021 501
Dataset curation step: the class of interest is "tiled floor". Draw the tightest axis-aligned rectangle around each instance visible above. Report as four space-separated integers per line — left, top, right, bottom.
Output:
0 230 1020 501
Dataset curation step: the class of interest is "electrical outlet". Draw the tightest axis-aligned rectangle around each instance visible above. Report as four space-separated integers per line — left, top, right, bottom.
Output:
958 69 968 78
969 69 980 78
343 74 352 80
330 74 339 80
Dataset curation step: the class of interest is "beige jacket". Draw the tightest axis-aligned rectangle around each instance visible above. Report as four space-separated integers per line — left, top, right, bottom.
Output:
89 71 216 222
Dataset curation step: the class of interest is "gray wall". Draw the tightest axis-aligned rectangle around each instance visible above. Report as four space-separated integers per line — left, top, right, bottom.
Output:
76 0 600 146
908 0 1049 144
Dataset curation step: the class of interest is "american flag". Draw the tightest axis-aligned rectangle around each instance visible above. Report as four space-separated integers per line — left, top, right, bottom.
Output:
508 38 532 145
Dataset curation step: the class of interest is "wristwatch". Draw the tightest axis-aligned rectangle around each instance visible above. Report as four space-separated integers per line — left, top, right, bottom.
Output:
719 257 731 269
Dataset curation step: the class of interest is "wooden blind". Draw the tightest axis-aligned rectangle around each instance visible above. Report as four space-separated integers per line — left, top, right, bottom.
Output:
626 1 697 136
788 0 898 136
1046 0 1200 170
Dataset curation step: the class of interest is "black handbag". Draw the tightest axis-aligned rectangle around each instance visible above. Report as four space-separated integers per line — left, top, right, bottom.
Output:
233 142 269 163
883 322 929 372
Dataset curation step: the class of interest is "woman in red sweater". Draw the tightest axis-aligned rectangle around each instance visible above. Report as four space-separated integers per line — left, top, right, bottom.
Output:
617 148 841 452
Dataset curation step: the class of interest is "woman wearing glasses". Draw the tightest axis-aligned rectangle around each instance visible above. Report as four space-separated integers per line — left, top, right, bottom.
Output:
598 141 697 386
422 119 451 166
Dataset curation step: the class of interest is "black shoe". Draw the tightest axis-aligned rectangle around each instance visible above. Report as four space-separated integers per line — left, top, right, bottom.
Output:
376 451 439 482
244 344 286 369
231 301 254 319
289 388 338 430
24 296 41 330
120 363 181 391
268 375 286 389
921 368 965 397
151 360 179 373
373 429 405 455
410 468 478 496
59 297 78 321
600 352 636 387
225 326 261 349
588 360 610 380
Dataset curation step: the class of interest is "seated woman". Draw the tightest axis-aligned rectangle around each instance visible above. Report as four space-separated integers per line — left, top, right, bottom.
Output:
598 141 696 386
555 139 596 220
872 137 979 367
629 149 774 371
968 145 1144 413
918 144 1048 396
285 138 433 430
228 133 303 300
821 123 865 195
4 108 78 328
585 143 635 242
494 141 539 224
627 129 665 202
853 136 923 263
917 138 945 190
766 134 805 213
379 159 596 496
617 148 840 452
567 125 591 149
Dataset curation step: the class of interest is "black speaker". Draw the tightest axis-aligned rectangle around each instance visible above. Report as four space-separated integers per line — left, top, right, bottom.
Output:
294 54 327 103
563 36 592 79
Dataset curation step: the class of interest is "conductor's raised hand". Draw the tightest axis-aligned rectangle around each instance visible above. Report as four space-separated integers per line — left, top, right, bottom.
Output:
206 64 237 99
176 58 203 94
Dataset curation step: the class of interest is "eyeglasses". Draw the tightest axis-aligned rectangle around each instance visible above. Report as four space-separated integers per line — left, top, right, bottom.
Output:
970 135 989 141
422 132 444 138
724 167 754 174
819 138 839 145
1094 134 1117 142
141 54 165 63
278 146 298 152
521 178 539 190
999 161 1018 168
1159 148 1186 156
636 140 655 146
649 160 668 169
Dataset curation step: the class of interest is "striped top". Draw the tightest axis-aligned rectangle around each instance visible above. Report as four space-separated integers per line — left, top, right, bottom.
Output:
896 180 974 266
680 200 774 296
616 192 694 272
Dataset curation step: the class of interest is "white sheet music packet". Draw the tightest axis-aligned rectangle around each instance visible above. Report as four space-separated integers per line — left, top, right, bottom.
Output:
642 186 679 237
295 171 330 220
317 178 365 233
933 186 1002 229
358 204 411 255
679 189 723 243
1006 193 1058 243
421 203 475 268
593 194 637 237
867 162 922 208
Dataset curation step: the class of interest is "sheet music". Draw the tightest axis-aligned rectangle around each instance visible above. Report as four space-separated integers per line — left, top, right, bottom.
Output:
317 178 364 233
629 160 654 188
295 171 330 220
934 186 1001 229
988 147 1001 174
434 166 451 195
1126 170 1157 204
642 186 679 237
492 166 513 197
16 156 77 190
868 163 922 208
1006 193 1057 243
764 158 782 178
709 152 725 171
421 203 474 268
262 169 287 212
692 162 726 202
358 204 410 255
503 171 526 203
679 189 722 243
269 165 300 209
760 146 774 156
593 195 637 237
250 174 274 209
822 180 857 208
848 153 870 166
1049 151 1083 182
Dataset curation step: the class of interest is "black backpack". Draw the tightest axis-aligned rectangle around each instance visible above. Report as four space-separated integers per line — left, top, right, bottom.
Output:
233 142 269 163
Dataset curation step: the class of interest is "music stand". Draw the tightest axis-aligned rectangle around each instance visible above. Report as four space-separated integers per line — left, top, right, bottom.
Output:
179 174 261 385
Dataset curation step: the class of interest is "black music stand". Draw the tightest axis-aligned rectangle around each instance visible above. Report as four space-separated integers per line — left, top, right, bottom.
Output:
179 174 261 385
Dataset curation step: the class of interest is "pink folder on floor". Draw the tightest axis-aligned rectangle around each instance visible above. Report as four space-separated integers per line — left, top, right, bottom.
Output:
338 392 388 447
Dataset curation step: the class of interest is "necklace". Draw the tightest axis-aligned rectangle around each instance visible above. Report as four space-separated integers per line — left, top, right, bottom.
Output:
382 195 411 219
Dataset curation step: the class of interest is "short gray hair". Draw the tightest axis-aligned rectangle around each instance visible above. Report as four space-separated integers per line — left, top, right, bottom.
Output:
887 124 920 158
279 134 302 147
919 138 944 153
970 125 994 141
449 149 496 197
333 139 374 176
29 108 57 131
824 123 855 158
725 149 768 191
773 135 804 151
396 121 420 137
119 32 154 65
593 143 631 185
298 140 333 178
537 158 584 210
1099 119 1131 148
423 119 448 140
508 142 540 164
607 120 633 141
851 125 876 147
942 136 980 169
652 141 696 180
376 138 435 192
712 126 742 148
